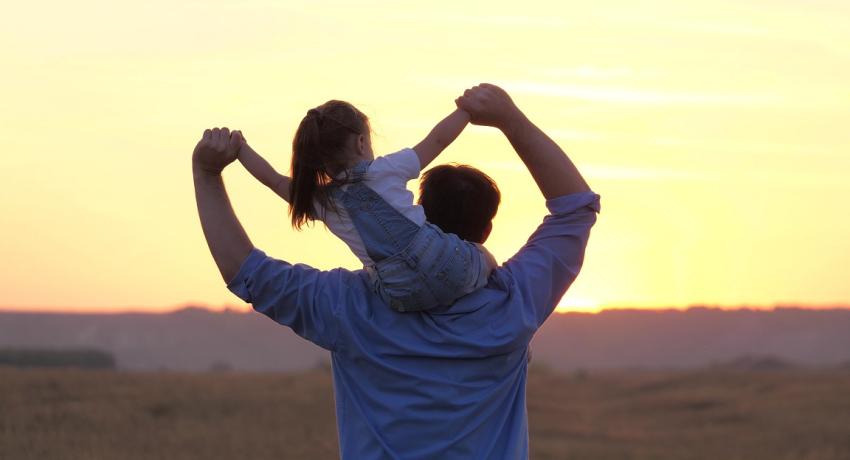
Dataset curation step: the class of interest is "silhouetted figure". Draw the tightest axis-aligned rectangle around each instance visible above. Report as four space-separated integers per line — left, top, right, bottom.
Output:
192 83 599 459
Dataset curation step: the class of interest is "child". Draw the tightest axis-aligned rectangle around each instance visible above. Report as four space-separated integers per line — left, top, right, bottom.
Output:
235 100 496 312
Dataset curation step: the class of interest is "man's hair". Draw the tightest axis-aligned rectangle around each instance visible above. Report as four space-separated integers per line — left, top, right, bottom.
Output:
418 164 501 243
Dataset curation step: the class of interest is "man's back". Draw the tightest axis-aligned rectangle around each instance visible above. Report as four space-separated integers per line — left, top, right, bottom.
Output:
331 268 535 459
227 192 600 459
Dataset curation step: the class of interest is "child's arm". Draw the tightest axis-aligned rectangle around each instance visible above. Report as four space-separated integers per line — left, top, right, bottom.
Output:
237 140 292 203
413 108 471 169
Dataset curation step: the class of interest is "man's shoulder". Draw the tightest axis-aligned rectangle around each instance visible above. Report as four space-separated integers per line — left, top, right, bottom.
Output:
233 248 370 294
318 265 371 288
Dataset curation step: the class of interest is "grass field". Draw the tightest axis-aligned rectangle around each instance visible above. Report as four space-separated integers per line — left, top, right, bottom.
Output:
2 367 850 459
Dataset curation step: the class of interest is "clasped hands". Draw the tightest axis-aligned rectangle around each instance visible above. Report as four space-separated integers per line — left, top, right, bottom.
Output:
192 83 520 175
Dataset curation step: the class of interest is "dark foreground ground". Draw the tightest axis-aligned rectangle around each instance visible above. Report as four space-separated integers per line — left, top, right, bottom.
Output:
2 367 849 460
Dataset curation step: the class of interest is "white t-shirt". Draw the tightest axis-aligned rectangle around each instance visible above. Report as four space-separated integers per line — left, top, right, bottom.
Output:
316 148 427 265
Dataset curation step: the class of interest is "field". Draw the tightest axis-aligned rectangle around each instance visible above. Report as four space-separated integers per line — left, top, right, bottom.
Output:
2 367 850 459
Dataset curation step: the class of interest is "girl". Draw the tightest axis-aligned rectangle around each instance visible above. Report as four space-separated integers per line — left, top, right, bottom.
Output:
236 100 496 312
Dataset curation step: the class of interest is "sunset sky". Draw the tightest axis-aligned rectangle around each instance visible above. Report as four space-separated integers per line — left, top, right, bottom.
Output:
1 0 848 313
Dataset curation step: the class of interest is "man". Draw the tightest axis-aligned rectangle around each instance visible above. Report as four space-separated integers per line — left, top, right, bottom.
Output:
193 84 600 459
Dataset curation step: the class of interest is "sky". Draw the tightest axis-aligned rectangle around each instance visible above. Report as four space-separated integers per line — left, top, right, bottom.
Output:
1 0 848 313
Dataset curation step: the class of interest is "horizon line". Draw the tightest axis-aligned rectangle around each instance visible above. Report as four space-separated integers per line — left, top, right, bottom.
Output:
1 304 850 316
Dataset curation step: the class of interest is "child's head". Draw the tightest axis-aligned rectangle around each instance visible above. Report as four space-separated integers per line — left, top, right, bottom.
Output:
290 100 372 229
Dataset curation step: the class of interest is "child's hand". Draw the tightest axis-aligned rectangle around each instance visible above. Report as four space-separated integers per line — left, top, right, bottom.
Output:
455 84 520 130
229 130 248 157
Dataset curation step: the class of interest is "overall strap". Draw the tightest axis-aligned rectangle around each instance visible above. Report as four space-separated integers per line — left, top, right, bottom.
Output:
336 181 421 262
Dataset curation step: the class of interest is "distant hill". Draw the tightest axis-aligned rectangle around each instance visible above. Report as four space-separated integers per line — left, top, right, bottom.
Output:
0 308 326 372
1 307 849 371
533 307 850 370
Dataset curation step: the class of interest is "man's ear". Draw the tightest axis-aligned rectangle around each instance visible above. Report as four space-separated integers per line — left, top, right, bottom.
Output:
480 221 493 244
357 134 368 158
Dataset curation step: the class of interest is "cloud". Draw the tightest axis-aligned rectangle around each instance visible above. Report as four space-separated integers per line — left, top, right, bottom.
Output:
481 160 713 182
580 165 713 181
423 75 779 107
541 66 661 81
601 10 772 39
383 11 570 29
501 80 779 106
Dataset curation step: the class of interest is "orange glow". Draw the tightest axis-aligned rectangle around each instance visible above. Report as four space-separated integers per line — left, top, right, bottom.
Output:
556 297 603 314
1 1 849 312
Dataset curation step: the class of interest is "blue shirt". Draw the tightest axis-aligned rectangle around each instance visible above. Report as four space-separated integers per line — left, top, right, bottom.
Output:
227 191 600 460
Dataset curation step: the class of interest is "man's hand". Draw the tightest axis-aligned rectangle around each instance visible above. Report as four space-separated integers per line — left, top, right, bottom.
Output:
192 127 243 175
455 83 522 131
457 83 590 199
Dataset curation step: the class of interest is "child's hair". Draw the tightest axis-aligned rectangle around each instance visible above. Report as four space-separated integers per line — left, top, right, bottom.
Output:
289 100 370 229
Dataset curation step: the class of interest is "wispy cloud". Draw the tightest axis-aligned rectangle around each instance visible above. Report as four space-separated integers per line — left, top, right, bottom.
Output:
602 10 773 39
547 128 604 142
500 80 779 106
462 124 603 143
481 160 714 182
540 66 662 81
581 165 713 182
423 76 779 107
383 12 570 29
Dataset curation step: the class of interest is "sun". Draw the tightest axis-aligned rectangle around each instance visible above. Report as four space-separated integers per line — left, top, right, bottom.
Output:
555 296 602 314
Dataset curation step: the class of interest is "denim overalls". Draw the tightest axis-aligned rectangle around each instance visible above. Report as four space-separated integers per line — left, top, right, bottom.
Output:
331 161 490 312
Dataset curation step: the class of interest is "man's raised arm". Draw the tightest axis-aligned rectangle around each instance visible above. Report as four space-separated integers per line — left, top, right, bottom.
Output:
193 127 342 350
456 83 590 199
192 127 254 283
458 83 599 326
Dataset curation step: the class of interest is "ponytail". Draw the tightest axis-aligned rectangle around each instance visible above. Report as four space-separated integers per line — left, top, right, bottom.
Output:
289 115 324 229
289 101 370 229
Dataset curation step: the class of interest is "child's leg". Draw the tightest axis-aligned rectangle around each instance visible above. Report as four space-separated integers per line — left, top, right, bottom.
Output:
340 181 492 312
337 180 421 261
370 224 496 312
473 243 498 287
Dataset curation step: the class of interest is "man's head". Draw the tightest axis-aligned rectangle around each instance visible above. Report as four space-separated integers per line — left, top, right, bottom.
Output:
418 164 501 244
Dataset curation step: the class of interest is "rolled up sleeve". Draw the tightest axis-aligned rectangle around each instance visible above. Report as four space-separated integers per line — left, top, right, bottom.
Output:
502 191 601 327
227 248 344 351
